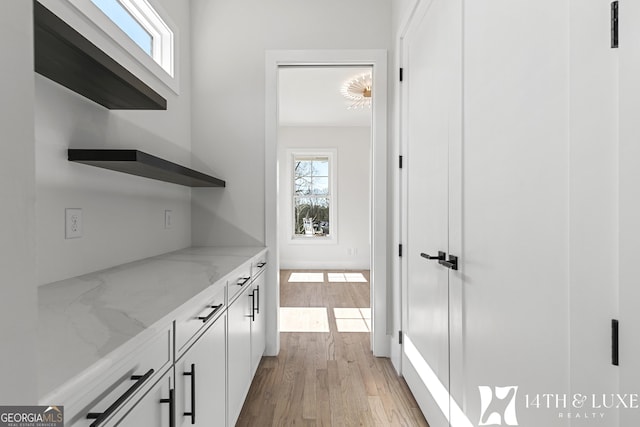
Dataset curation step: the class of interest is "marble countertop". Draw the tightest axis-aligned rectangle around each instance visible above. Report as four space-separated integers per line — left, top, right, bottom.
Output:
38 246 266 399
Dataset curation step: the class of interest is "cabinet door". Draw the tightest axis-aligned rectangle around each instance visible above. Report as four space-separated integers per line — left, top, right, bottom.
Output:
115 370 173 427
176 314 227 427
250 274 266 375
227 286 252 426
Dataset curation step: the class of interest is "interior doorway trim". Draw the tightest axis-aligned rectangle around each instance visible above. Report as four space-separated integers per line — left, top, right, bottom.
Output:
265 50 389 357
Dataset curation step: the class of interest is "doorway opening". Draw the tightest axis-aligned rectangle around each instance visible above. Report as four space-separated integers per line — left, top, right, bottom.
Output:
264 50 388 357
277 65 372 342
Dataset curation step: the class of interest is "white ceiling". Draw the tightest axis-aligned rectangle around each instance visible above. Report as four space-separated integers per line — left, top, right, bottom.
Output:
278 66 372 127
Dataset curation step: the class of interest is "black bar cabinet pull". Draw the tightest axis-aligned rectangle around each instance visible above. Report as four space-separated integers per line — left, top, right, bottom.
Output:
183 363 196 424
160 388 175 427
237 277 250 286
249 292 256 321
439 255 459 271
197 304 223 323
255 285 260 314
87 368 155 426
420 251 446 261
257 262 267 268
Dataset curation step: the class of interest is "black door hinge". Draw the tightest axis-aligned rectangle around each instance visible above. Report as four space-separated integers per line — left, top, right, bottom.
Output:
399 155 403 169
612 319 619 366
399 68 404 82
399 244 403 257
612 1 619 48
399 330 403 344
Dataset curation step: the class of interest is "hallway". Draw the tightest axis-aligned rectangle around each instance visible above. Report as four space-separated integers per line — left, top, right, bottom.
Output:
236 270 428 426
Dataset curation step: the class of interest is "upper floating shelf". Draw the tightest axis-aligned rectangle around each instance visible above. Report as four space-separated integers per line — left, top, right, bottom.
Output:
68 149 226 188
34 1 167 110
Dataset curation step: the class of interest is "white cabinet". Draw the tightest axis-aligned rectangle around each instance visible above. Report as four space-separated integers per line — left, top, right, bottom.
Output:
115 371 173 427
63 328 173 427
176 314 227 427
40 249 268 427
250 271 266 376
227 282 253 426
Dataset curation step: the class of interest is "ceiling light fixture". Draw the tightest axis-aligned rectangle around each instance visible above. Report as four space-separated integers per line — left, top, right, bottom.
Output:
340 72 372 109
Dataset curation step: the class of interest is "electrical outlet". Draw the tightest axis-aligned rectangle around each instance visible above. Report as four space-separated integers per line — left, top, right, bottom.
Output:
164 210 173 229
65 208 82 239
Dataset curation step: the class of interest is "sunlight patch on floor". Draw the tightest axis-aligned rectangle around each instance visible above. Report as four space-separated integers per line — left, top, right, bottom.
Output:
327 272 368 283
280 307 330 332
288 272 325 282
334 307 371 332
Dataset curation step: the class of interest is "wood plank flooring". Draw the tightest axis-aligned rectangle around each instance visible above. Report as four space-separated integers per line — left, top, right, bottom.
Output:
236 270 429 427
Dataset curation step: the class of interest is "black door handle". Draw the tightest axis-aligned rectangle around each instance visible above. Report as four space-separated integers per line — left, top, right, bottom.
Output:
439 254 459 271
160 388 175 427
420 251 446 261
183 364 196 424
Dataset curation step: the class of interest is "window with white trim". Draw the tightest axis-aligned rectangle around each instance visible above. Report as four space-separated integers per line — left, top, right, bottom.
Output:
292 153 335 239
91 0 174 76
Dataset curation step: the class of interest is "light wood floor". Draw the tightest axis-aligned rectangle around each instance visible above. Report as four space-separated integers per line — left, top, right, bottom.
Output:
236 269 429 427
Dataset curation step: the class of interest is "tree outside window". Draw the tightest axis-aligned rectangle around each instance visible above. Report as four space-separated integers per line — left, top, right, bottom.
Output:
293 156 331 237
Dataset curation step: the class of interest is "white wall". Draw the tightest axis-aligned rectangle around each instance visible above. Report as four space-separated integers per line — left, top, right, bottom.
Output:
0 0 38 404
190 0 391 247
278 126 371 270
35 0 194 285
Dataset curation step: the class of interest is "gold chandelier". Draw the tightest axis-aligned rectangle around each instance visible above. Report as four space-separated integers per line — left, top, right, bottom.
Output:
340 73 372 109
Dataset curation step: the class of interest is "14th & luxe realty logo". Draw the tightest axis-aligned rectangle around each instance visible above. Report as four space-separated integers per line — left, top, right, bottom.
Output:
478 386 640 425
478 386 519 426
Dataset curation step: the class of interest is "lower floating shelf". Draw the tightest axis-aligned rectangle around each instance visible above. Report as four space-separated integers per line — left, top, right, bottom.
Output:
68 149 226 188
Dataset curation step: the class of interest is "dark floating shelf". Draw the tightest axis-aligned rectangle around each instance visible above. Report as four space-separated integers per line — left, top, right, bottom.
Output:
68 150 226 188
34 1 167 110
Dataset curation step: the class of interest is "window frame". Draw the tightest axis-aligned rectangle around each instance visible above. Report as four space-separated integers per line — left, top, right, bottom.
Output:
116 0 174 76
289 149 338 244
50 0 179 94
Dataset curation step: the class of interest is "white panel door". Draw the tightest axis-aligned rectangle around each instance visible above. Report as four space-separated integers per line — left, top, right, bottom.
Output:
402 0 455 425
619 1 640 425
460 0 570 425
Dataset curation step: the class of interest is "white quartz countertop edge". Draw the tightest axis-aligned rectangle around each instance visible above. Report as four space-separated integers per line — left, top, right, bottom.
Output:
38 246 267 402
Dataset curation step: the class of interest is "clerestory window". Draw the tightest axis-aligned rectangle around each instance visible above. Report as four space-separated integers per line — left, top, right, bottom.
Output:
90 0 174 76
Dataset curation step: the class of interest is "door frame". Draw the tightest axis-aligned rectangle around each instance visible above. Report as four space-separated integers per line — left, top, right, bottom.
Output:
264 50 389 357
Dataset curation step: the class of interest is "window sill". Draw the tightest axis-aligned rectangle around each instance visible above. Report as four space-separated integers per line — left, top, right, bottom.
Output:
289 235 337 245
